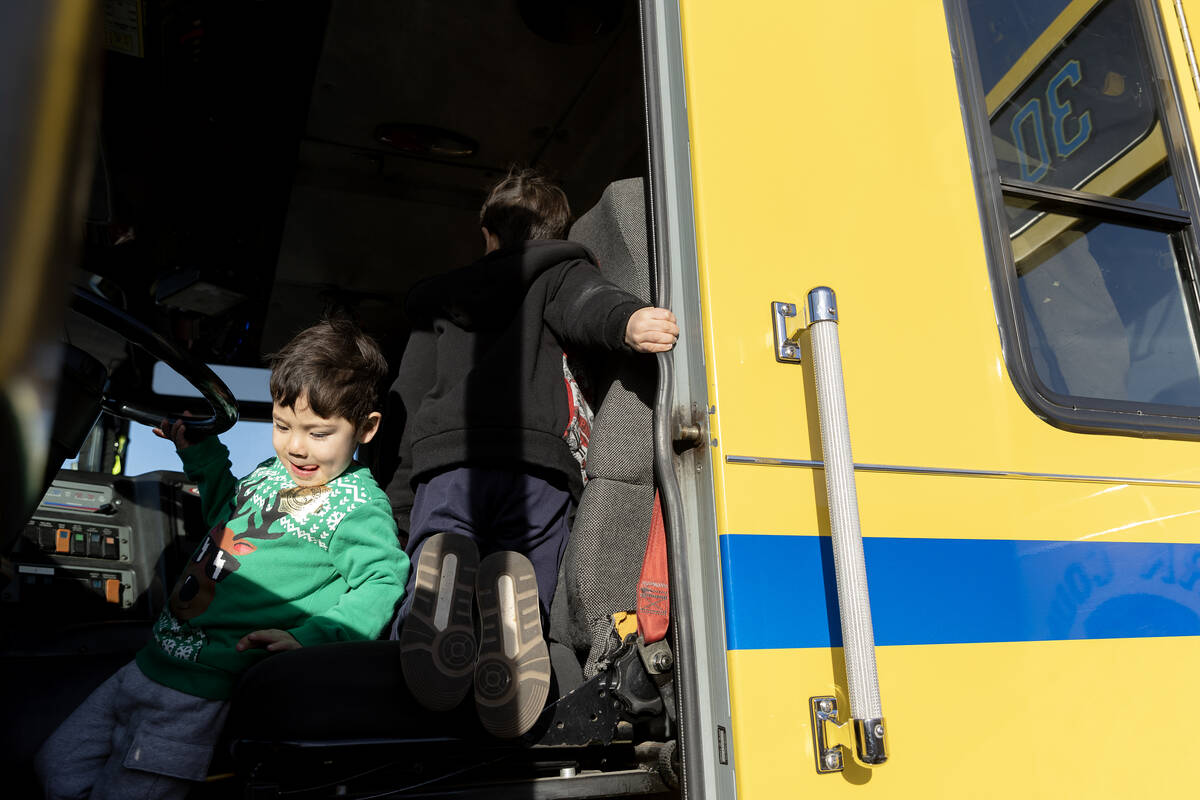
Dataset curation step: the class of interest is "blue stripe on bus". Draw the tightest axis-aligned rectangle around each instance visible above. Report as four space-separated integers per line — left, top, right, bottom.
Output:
719 534 1200 650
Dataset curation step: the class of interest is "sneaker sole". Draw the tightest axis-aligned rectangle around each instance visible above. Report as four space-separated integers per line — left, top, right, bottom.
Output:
400 533 479 711
474 551 550 738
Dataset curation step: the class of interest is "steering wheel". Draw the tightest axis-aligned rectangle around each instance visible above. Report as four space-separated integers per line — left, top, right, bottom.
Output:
69 286 239 437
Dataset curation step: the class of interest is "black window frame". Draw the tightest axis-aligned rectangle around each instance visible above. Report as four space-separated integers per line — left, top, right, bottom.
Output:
946 0 1200 439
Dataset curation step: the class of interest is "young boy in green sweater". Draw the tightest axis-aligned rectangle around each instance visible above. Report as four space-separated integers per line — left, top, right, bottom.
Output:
35 318 410 800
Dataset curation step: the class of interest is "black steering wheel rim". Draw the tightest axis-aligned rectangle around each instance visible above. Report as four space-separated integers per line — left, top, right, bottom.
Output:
69 287 239 436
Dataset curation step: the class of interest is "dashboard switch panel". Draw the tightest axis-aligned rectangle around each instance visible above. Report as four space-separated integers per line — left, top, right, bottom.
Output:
3 564 135 609
25 518 130 563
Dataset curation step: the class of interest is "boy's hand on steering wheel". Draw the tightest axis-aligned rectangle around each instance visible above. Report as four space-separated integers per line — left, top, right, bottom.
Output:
152 411 207 451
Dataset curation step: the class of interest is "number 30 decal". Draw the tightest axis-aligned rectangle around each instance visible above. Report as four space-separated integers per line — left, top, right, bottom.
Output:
1010 59 1093 182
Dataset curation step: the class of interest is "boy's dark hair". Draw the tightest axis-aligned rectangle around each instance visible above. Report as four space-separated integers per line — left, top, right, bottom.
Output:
479 167 571 249
268 318 387 430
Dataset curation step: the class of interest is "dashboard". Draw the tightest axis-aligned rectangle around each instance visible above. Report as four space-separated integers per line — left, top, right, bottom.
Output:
3 469 205 632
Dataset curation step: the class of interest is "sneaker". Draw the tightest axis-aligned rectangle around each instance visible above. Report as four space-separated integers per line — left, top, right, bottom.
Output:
400 533 480 711
473 551 551 738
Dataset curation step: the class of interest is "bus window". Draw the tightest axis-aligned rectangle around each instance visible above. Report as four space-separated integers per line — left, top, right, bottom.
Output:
950 0 1200 435
977 0 1169 200
124 419 273 479
123 363 274 477
1009 202 1200 404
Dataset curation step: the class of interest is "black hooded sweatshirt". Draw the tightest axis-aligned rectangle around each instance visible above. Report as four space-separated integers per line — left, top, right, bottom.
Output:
381 239 646 539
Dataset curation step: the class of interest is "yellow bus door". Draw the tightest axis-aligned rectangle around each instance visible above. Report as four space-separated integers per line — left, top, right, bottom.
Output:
657 0 1200 796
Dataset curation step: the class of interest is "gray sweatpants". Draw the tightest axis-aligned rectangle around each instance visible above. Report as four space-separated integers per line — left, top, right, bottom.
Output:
35 661 229 800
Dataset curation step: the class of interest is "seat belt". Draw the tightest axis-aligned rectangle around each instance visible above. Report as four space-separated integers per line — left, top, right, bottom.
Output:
636 491 677 728
637 491 670 643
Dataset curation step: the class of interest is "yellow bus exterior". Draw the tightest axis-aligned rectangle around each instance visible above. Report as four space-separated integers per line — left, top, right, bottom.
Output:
672 0 1200 796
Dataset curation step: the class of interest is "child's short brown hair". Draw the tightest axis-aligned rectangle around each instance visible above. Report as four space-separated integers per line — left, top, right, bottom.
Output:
479 167 571 249
268 318 387 430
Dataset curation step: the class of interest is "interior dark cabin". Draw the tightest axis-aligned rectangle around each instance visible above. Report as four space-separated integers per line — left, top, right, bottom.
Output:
87 0 646 414
2 1 680 797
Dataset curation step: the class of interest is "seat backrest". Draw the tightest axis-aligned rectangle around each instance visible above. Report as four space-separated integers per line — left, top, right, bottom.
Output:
548 178 658 679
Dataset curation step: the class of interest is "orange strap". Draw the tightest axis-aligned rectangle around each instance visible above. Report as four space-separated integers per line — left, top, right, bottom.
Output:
637 491 670 644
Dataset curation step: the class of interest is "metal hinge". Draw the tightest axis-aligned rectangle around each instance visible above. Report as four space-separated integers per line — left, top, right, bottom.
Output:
672 403 707 453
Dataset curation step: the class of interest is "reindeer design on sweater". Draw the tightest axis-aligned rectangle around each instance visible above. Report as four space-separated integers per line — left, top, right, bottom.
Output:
169 477 331 621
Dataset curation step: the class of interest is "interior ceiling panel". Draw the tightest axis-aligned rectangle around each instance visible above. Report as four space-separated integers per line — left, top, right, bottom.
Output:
266 0 645 355
303 0 623 171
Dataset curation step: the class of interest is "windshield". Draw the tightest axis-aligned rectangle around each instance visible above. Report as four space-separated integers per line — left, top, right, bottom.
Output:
124 419 274 479
123 363 274 477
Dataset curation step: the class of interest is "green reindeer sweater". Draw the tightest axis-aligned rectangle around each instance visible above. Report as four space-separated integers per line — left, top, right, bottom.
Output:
136 437 410 699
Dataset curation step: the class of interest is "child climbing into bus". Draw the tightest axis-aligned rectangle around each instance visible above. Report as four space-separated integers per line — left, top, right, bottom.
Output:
382 166 677 738
35 318 410 800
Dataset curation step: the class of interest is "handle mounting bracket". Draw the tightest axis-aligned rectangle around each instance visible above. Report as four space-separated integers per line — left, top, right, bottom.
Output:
809 695 888 773
772 301 803 363
810 696 853 773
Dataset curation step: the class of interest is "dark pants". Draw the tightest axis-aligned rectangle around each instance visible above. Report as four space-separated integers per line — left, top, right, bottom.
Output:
35 661 229 800
394 467 574 630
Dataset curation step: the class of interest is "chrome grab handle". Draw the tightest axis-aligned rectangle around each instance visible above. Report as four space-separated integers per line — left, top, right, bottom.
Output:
777 288 888 770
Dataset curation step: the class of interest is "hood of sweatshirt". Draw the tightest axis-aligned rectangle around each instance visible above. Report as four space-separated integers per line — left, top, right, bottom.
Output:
405 239 595 330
